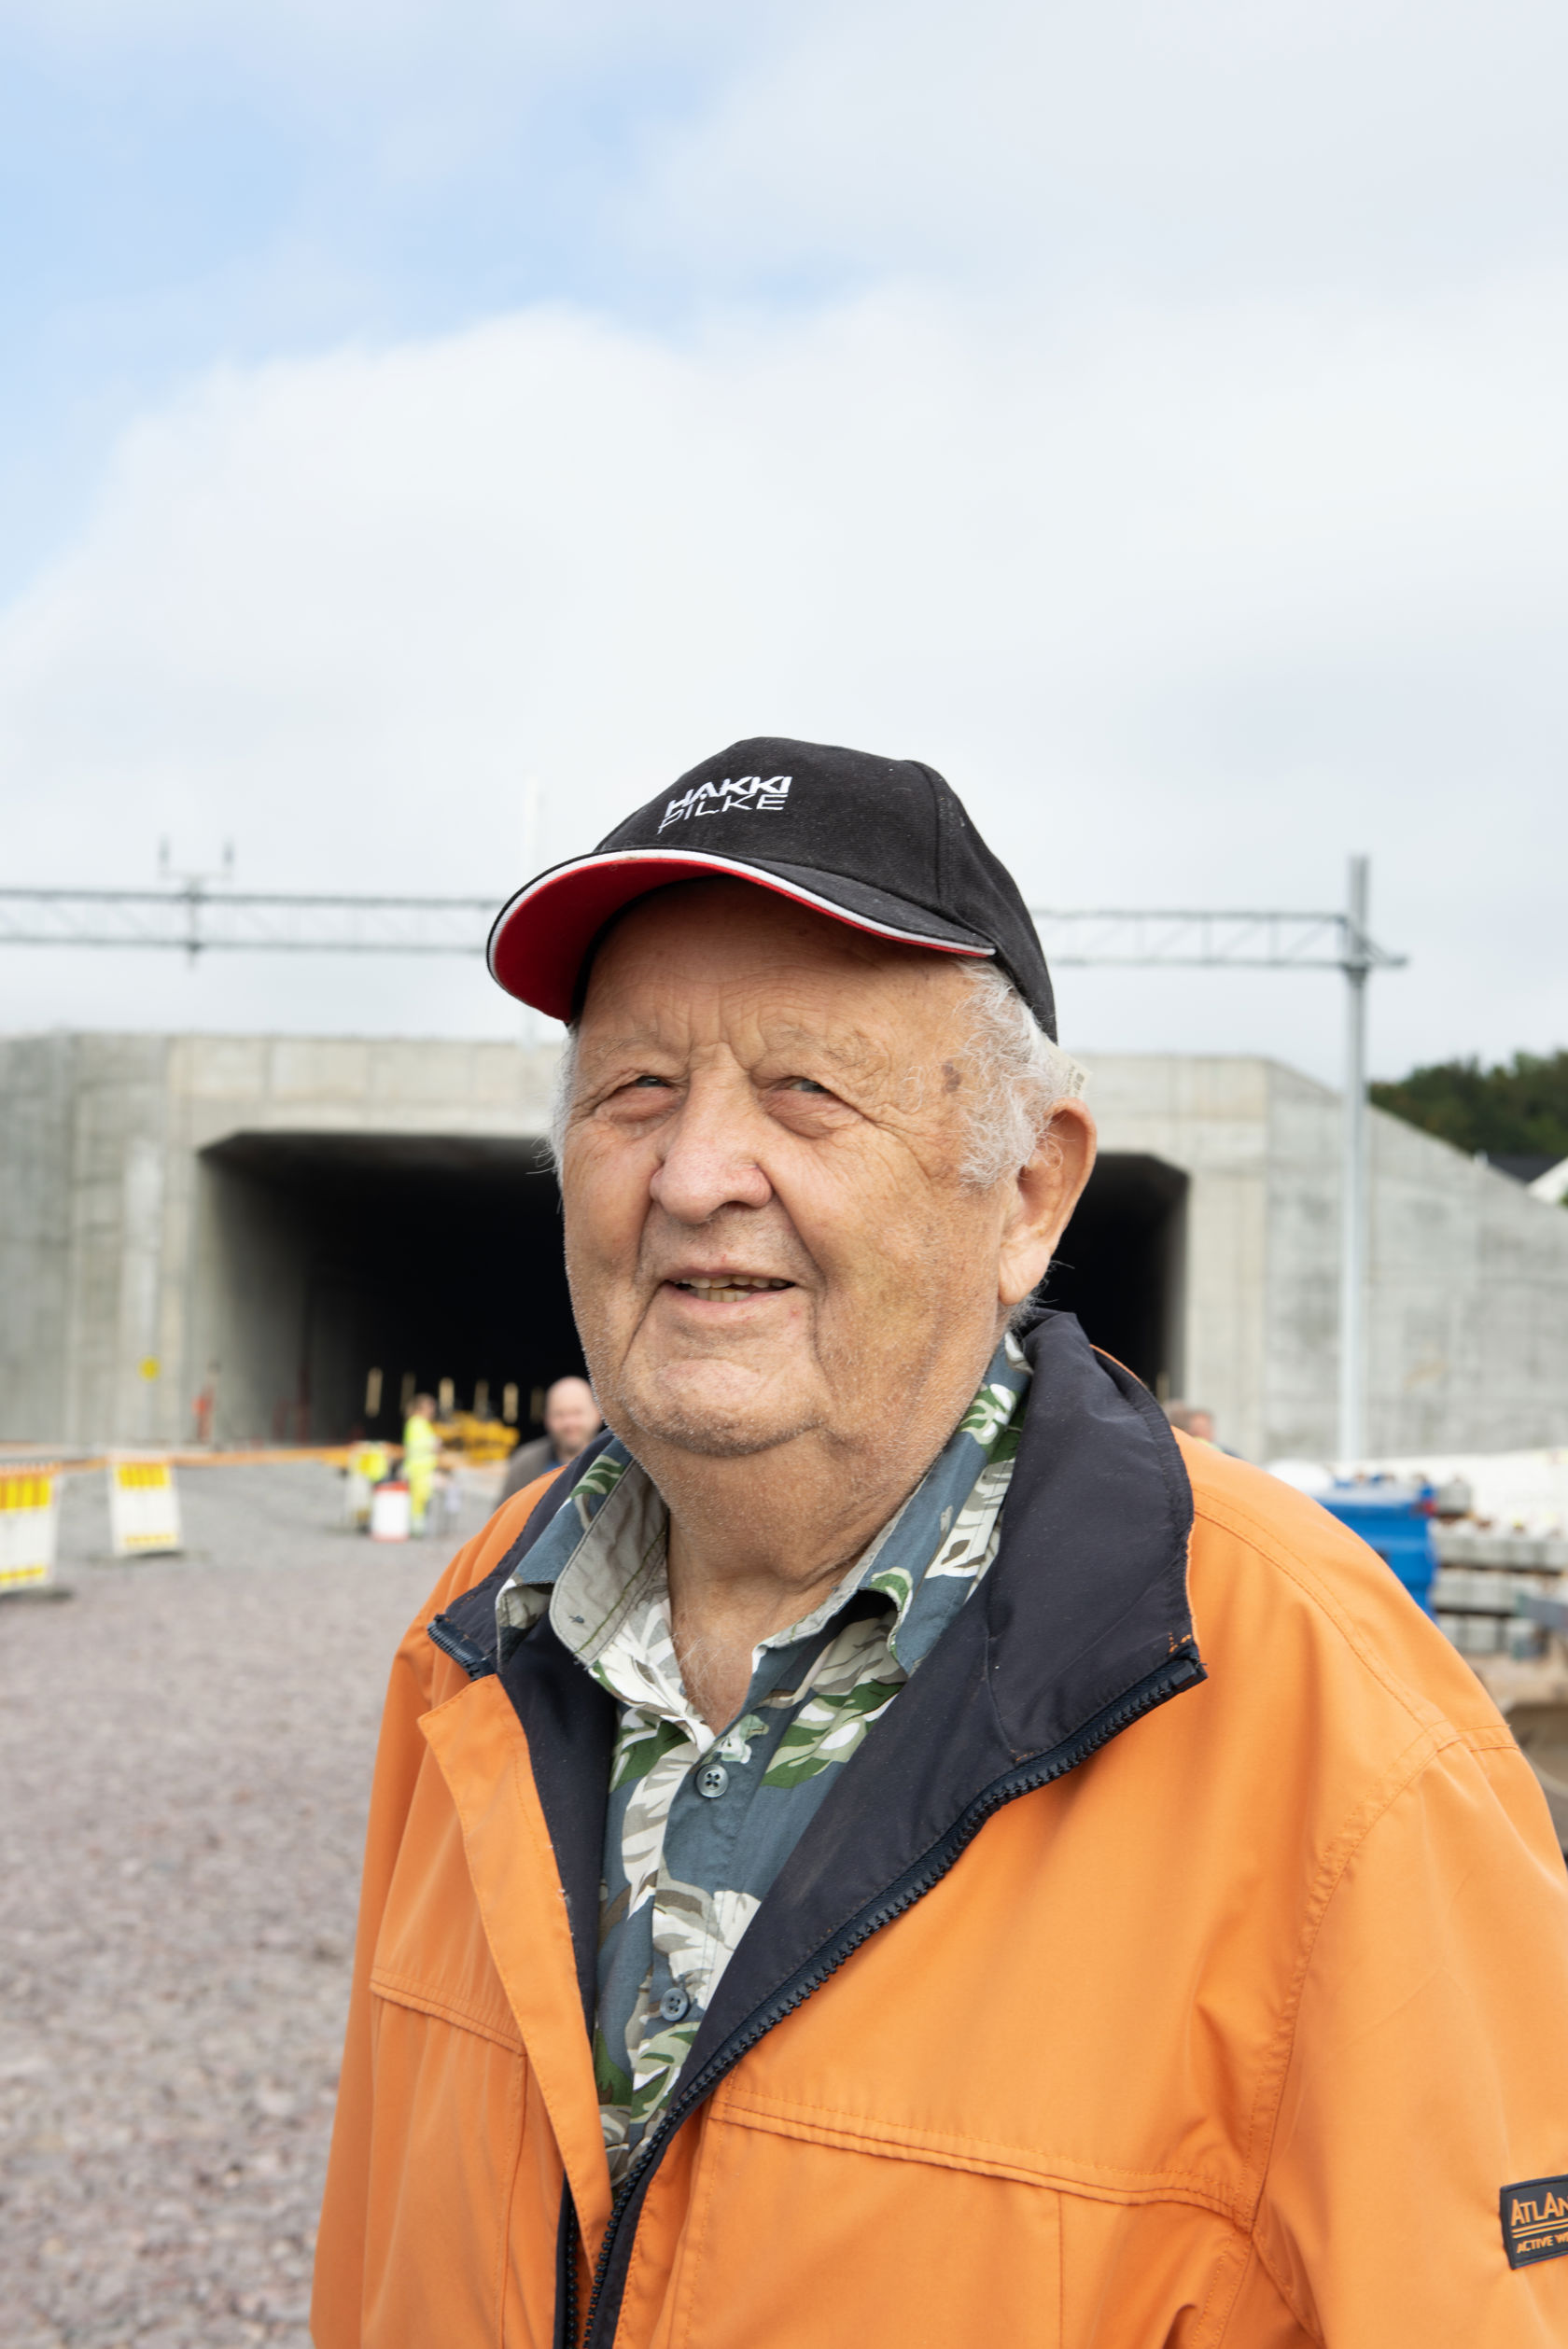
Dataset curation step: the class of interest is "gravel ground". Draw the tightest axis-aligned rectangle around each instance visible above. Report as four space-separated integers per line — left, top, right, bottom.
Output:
1 1462 490 2349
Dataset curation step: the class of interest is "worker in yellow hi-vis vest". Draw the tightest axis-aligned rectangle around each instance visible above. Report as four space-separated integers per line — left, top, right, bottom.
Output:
401 1393 441 1534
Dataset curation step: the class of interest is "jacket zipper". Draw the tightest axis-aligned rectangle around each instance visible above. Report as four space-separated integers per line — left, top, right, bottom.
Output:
427 1613 497 1677
575 1647 1202 2348
556 2189 580 2349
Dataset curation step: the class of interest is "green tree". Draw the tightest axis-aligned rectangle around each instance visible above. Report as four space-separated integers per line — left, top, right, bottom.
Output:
1370 1050 1568 1161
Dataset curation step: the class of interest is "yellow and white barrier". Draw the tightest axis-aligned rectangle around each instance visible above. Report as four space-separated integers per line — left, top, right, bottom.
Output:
0 1465 60 1589
343 1442 393 1529
107 1456 183 1557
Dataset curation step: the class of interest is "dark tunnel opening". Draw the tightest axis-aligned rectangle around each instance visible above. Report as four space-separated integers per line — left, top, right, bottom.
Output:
1044 1153 1188 1398
199 1131 581 1444
196 1134 1188 1444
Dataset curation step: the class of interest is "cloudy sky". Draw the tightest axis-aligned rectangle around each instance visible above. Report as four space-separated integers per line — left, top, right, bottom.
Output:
2 0 1565 1083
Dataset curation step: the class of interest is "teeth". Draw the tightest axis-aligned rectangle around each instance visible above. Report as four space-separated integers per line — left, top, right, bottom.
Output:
679 1276 791 1298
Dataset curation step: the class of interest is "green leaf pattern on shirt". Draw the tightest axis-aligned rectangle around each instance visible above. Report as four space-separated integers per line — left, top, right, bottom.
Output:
494 1333 1031 2186
763 1674 905 1787
619 1739 701 1917
609 1712 689 1795
959 1378 1019 1450
572 1447 628 1529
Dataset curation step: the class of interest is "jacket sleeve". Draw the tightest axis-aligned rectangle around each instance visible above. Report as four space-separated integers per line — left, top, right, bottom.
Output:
311 1485 558 2347
1246 1728 1568 2346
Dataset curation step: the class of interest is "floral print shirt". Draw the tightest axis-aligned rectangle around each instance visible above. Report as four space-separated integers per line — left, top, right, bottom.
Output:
495 1334 1030 2184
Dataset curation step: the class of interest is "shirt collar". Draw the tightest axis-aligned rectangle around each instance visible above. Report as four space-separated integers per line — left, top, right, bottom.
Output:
497 1334 1030 1671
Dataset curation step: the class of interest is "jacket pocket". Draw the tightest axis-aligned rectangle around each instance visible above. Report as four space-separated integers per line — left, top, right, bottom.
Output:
688 2091 1253 2349
669 2094 1062 2349
357 1982 528 2349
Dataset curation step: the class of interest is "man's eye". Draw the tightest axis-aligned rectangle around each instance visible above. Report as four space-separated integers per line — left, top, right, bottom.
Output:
784 1078 832 1096
629 1074 671 1090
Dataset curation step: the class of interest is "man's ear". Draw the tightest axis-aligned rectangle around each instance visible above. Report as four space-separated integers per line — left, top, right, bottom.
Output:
997 1100 1097 1310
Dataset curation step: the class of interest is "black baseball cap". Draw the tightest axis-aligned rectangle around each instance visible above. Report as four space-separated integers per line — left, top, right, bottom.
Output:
487 734 1056 1038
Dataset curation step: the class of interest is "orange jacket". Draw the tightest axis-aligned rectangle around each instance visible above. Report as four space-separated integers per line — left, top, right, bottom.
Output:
314 1322 1568 2348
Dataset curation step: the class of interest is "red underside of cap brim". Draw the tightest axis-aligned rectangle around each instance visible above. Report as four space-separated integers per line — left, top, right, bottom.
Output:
488 850 987 1019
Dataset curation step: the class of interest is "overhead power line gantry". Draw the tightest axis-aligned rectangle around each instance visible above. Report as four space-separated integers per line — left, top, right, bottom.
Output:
0 862 1402 1459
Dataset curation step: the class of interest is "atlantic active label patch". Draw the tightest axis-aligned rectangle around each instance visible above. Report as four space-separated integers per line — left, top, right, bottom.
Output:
1502 2175 1568 2269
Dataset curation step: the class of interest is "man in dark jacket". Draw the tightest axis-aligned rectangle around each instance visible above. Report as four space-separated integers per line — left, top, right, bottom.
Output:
498 1375 602 1503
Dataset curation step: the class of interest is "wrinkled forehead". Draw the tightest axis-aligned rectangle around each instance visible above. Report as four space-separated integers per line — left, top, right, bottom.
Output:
577 877 974 1056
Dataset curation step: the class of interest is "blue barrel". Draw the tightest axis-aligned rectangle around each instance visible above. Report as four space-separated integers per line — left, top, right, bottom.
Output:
1317 1482 1437 1614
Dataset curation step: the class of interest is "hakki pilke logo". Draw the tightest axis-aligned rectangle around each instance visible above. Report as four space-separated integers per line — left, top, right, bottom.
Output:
658 774 791 832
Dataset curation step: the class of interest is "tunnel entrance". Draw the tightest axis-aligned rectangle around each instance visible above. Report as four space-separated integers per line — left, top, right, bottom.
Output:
198 1130 580 1445
195 1132 1188 1444
1044 1153 1187 1398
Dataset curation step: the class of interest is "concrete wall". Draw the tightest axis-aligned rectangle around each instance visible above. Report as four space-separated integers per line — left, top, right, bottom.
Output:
1257 1062 1342 1463
1083 1051 1568 1461
165 1033 559 1155
192 1154 315 1447
0 1036 78 1445
4 1031 1567 1459
1366 1100 1568 1456
0 1035 180 1446
0 1034 558 1447
1085 1055 1274 1460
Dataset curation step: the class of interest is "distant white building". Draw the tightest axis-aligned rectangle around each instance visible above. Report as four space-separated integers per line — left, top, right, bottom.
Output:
3 1032 1567 1461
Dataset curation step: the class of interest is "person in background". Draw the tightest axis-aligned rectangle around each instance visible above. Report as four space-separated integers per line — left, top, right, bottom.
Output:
498 1374 603 1503
192 1377 216 1447
433 1456 465 1535
1165 1400 1242 1457
400 1392 441 1534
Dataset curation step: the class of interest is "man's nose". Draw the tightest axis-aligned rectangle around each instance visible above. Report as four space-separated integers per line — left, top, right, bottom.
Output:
648 1079 773 1223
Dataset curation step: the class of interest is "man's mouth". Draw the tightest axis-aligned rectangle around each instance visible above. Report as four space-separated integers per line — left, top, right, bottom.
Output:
667 1276 794 1306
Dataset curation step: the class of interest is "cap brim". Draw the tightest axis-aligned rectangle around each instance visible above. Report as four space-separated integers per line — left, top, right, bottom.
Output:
488 849 995 1019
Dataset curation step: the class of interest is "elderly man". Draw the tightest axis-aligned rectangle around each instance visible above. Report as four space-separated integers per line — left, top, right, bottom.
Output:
315 739 1568 2349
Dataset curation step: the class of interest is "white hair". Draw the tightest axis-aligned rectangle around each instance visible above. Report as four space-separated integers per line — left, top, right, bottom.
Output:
548 1025 580 1174
545 958 1082 1184
953 961 1085 1187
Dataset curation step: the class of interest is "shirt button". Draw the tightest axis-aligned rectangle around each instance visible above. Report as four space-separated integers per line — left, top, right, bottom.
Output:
658 1987 690 2022
695 1761 729 1800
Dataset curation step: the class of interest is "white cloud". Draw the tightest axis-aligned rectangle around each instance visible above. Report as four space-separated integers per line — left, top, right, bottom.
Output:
3 270 1566 1078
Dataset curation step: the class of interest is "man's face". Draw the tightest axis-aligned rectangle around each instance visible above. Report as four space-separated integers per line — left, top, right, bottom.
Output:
560 881 1086 1467
544 1377 601 1459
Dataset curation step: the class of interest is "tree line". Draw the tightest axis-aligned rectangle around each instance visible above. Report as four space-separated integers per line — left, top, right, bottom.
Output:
1371 1049 1568 1164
